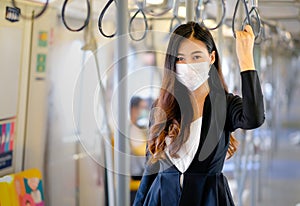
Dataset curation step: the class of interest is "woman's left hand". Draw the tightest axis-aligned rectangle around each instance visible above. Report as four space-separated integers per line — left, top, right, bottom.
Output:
235 25 255 72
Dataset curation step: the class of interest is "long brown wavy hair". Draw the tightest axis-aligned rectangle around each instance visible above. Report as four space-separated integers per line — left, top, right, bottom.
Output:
148 22 238 163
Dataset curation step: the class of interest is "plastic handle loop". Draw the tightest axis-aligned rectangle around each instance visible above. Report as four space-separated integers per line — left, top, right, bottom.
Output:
242 7 262 43
232 0 262 40
232 0 251 39
196 0 226 30
61 0 91 32
98 0 116 38
11 0 49 19
129 8 148 41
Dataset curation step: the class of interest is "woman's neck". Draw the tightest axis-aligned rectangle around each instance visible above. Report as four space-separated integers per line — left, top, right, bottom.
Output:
190 81 210 121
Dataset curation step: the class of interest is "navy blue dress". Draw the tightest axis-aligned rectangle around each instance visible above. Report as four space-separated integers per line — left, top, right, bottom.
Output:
133 70 265 206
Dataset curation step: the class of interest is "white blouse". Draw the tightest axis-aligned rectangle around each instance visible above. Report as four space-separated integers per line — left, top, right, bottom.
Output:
165 117 203 186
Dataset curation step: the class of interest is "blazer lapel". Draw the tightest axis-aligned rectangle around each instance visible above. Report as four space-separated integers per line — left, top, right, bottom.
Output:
197 66 227 162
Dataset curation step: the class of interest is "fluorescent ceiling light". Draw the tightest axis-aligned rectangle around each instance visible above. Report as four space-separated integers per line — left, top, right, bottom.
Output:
146 0 165 5
178 6 186 18
203 19 216 27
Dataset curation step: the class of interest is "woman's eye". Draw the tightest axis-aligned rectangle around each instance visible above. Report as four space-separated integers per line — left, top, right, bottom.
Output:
176 57 184 62
193 55 202 60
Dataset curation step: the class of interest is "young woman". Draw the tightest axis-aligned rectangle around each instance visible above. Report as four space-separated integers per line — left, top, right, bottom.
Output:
133 22 265 206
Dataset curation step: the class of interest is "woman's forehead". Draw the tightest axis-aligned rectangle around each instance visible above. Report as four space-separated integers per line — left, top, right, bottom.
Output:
178 37 207 54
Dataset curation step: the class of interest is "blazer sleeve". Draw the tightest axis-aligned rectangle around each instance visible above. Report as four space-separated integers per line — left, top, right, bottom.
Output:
226 70 265 132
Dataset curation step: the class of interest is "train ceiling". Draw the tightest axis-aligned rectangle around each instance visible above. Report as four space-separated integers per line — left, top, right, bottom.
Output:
24 0 300 43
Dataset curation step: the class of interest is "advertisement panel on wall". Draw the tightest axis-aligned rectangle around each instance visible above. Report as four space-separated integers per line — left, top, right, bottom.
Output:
0 118 16 170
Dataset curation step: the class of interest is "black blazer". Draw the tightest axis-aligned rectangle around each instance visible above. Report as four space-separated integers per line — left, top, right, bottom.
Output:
133 69 265 206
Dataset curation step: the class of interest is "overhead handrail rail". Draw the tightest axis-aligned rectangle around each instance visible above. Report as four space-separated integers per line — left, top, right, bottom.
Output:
129 1 148 41
195 0 226 30
232 0 262 42
61 0 91 32
11 0 49 19
169 0 181 33
98 0 116 38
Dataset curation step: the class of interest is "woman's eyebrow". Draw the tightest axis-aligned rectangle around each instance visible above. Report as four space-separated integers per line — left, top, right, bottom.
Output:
177 51 204 56
191 51 204 55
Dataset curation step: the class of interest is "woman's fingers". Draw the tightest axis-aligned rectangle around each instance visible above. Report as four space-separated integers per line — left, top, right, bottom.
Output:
236 25 254 39
243 25 254 36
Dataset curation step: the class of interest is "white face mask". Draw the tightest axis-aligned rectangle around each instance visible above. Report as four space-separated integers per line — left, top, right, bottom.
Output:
176 62 210 91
